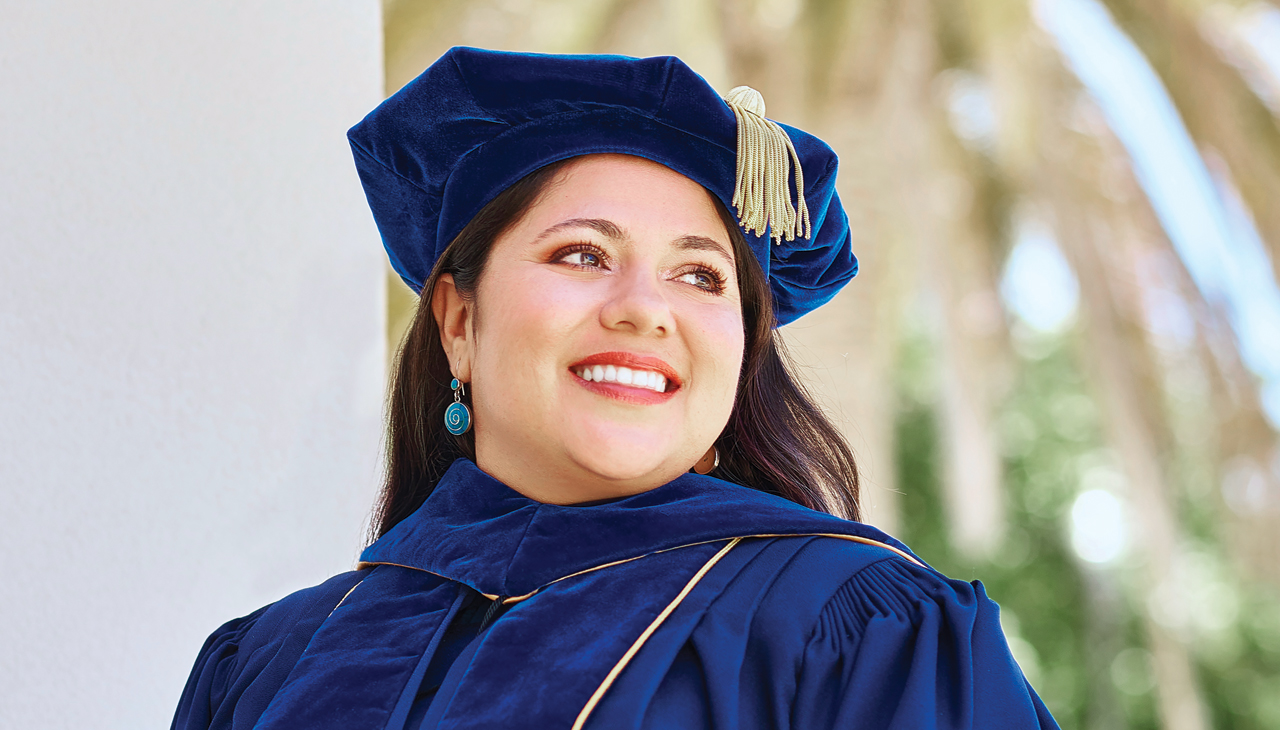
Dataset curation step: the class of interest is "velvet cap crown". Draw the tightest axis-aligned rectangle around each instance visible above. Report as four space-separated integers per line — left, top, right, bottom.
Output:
348 46 857 326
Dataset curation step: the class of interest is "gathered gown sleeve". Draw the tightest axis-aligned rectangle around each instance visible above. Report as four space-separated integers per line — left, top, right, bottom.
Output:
171 608 268 730
792 557 1059 729
171 570 367 730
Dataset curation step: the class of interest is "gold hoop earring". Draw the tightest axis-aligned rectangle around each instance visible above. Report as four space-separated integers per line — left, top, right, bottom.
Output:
692 446 719 475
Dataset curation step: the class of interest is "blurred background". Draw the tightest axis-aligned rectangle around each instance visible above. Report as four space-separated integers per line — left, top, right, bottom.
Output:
2 1 1278 728
383 0 1280 728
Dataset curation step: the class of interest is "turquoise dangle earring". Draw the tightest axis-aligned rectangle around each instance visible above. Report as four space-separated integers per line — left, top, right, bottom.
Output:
445 378 471 435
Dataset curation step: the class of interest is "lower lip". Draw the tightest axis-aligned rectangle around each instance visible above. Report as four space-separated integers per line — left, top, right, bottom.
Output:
570 371 677 404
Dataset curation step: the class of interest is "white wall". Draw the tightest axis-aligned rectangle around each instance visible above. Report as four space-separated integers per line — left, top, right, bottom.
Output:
0 3 385 727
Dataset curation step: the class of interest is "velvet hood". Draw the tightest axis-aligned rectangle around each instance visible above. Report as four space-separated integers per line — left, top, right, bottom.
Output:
173 459 1061 729
347 46 857 326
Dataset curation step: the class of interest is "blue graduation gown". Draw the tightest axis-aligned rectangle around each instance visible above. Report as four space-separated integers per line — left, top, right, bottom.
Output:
172 459 1060 729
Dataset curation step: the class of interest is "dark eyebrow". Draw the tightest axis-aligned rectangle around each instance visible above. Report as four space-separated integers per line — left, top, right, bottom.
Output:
533 218 625 243
673 235 734 267
535 218 734 268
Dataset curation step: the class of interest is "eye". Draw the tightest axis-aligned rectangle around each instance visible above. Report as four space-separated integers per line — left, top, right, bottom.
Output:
554 244 608 269
675 268 726 294
563 251 602 267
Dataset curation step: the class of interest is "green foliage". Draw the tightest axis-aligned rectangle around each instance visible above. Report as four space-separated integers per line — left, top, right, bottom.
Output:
893 326 1159 729
1196 580 1280 730
893 319 1280 727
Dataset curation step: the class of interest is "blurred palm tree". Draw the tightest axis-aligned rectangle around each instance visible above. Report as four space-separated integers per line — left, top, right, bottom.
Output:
380 0 1280 726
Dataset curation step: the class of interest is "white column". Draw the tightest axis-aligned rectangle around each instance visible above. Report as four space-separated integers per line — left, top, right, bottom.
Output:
0 3 385 728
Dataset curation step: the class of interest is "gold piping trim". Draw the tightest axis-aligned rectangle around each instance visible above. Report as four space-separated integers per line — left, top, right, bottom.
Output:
354 560 506 600
356 532 920 605
498 533 919 603
327 578 366 617
746 533 924 568
571 538 742 730
356 559 433 573
500 553 674 603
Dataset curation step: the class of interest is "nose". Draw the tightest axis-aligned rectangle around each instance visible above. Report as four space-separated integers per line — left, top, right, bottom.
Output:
599 268 673 336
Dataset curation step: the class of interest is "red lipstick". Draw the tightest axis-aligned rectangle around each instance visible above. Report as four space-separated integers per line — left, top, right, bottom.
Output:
569 352 682 388
568 351 682 405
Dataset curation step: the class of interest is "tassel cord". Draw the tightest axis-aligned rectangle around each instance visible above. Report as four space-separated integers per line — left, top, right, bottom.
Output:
723 86 811 244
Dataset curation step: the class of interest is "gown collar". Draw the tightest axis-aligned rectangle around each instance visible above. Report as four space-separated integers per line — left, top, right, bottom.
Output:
358 458 910 598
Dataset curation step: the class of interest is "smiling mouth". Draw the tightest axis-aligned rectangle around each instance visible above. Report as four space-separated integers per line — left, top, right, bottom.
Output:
573 364 669 393
568 352 682 399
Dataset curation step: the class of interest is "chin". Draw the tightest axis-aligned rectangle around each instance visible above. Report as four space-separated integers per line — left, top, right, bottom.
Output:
565 426 686 485
570 446 669 483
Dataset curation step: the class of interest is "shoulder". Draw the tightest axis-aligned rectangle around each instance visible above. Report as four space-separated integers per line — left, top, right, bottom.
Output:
764 538 1060 728
728 527 935 594
681 535 984 693
730 533 986 642
201 569 368 664
806 543 980 637
757 536 1016 682
237 569 368 647
671 481 978 639
173 570 366 730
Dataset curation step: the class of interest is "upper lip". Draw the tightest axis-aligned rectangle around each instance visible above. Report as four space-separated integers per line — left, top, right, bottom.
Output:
570 351 682 388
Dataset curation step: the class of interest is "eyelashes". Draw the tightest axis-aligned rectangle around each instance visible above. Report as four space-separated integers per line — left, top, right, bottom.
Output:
550 242 729 295
555 243 606 269
674 265 728 295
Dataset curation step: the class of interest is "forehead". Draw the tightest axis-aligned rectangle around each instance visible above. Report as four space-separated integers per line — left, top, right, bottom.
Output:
525 154 728 238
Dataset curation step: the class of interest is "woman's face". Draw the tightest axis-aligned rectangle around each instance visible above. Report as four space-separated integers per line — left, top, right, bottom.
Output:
436 154 746 504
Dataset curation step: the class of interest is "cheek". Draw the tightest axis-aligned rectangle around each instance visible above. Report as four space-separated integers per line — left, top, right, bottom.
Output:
473 267 592 370
686 307 746 409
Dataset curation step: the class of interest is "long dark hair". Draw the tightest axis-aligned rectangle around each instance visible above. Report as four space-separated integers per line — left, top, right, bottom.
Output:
373 158 860 539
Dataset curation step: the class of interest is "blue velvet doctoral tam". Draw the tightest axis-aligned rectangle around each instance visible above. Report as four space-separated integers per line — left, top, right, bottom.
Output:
348 47 858 326
173 460 1060 729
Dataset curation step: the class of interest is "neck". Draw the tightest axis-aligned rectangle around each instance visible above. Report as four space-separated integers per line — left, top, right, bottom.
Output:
474 446 688 506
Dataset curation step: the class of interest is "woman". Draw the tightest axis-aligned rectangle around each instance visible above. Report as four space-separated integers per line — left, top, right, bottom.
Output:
173 47 1059 729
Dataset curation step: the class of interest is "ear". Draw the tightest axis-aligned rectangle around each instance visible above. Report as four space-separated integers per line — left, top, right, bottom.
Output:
431 274 474 382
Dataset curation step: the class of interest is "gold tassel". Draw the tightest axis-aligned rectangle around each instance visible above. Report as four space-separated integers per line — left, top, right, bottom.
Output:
723 86 811 243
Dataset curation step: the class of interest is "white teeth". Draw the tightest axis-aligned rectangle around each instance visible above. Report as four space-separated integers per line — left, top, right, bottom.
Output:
574 364 673 393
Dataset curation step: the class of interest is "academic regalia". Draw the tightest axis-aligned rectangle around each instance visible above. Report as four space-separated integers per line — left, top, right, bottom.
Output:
172 47 1061 730
172 458 1059 729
